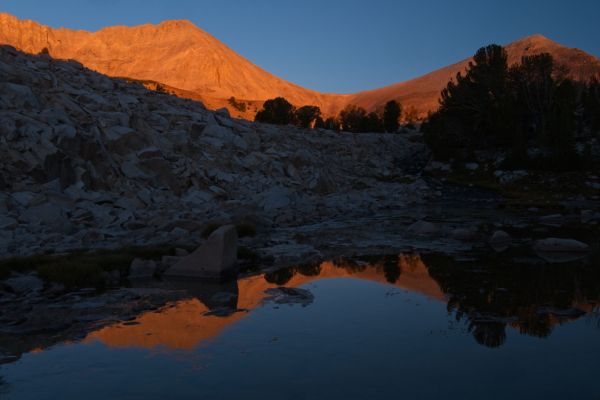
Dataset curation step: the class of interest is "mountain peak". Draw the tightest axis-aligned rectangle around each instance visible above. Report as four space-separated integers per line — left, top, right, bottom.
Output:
156 19 197 30
509 34 561 49
523 33 552 42
0 13 598 119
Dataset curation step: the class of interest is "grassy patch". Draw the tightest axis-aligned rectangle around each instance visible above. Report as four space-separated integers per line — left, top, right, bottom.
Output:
427 168 597 208
37 261 106 290
0 245 179 289
0 255 57 280
202 222 258 239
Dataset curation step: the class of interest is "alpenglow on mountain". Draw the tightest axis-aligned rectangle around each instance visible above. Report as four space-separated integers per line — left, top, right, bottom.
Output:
1 12 599 118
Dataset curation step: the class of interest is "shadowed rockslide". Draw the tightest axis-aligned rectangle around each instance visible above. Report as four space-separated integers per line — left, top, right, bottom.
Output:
0 45 431 258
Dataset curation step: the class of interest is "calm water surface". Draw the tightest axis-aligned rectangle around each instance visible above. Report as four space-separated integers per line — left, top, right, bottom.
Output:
1 253 599 400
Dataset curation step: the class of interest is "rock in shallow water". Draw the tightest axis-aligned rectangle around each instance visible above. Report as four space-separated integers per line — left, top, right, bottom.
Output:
533 238 592 263
539 214 565 226
489 230 512 252
263 287 314 307
533 238 590 253
490 230 511 244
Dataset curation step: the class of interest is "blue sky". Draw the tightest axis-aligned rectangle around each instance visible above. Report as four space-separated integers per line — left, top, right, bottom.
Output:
2 0 599 93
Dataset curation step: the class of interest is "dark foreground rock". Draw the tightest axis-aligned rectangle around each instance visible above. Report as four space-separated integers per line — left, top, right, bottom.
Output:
164 225 238 280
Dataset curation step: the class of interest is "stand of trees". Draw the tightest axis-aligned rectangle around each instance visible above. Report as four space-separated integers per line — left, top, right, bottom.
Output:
254 97 297 125
228 97 247 112
254 97 405 133
422 44 600 170
296 105 322 128
383 100 402 132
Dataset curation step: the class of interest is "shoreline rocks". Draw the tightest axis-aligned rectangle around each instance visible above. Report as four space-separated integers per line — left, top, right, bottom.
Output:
533 238 590 253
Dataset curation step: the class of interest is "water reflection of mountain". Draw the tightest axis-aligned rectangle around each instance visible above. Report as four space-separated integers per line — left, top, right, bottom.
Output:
87 254 443 349
88 252 600 350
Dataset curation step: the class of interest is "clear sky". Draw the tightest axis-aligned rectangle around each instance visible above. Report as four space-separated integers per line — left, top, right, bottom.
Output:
2 0 599 93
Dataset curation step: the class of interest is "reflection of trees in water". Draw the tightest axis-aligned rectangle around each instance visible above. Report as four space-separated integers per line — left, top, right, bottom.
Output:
261 250 599 348
334 258 368 274
344 255 402 283
264 262 323 285
423 250 600 348
0 376 9 395
264 268 295 286
383 260 401 284
470 322 506 348
263 255 403 286
586 308 600 329
596 311 600 328
296 263 322 277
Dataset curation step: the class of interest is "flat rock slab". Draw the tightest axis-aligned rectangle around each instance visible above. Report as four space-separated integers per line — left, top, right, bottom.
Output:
533 238 591 253
263 287 314 307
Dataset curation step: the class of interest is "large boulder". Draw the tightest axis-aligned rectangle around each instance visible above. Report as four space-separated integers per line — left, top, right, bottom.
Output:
200 122 248 150
215 107 230 118
490 230 511 244
534 237 591 263
489 230 512 252
164 225 238 280
260 186 291 212
20 202 67 228
0 82 40 109
0 216 18 230
539 214 565 226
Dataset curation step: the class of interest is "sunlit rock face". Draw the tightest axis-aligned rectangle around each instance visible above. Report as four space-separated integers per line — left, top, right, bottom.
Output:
0 12 350 117
1 13 599 118
346 34 600 117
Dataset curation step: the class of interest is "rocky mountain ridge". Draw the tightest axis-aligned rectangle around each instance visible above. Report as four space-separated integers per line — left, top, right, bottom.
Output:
2 13 599 118
0 12 350 117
